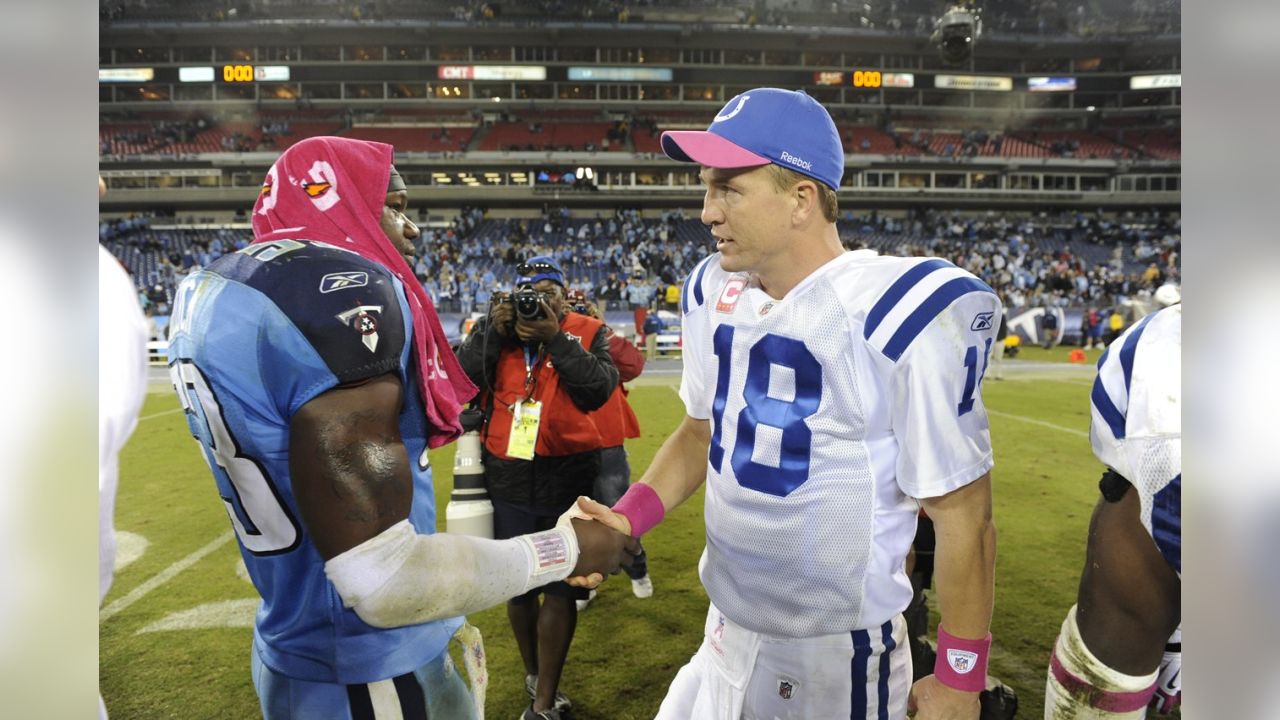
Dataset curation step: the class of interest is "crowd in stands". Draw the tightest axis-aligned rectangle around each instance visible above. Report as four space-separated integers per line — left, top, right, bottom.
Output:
100 115 214 155
101 108 1180 162
101 0 1179 36
102 204 1179 336
853 209 1181 314
405 206 699 316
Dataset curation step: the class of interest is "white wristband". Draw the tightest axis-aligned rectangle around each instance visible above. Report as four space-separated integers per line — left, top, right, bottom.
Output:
515 526 578 592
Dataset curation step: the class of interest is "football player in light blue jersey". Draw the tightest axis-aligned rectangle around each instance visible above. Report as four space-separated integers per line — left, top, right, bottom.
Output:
1045 303 1181 719
573 89 999 720
167 137 635 720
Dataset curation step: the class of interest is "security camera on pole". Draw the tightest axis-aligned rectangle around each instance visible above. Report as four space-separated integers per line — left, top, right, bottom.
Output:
932 3 982 65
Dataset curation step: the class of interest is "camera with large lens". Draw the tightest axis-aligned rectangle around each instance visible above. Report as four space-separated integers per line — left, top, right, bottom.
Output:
566 288 589 315
932 5 980 65
512 286 548 321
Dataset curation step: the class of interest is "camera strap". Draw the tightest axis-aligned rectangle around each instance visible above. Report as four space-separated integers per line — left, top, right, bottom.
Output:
522 344 544 401
508 343 546 460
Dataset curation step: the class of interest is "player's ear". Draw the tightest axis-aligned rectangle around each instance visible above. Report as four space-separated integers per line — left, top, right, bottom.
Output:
792 179 819 225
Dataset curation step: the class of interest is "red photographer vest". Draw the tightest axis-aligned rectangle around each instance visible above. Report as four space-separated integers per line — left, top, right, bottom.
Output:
483 313 605 459
589 384 640 448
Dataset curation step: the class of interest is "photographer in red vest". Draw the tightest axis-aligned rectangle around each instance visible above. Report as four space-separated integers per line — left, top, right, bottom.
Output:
455 256 619 720
565 288 655 608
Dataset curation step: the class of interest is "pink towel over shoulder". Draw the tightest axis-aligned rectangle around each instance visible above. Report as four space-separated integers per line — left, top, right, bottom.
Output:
250 136 477 447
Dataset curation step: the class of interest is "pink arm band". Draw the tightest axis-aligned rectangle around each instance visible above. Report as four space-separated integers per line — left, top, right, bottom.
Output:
1049 649 1156 712
934 626 992 693
611 483 665 537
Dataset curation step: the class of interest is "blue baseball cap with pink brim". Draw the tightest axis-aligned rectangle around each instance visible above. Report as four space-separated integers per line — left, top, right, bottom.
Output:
660 88 845 191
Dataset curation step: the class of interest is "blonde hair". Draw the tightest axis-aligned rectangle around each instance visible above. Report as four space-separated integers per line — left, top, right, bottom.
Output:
764 164 839 223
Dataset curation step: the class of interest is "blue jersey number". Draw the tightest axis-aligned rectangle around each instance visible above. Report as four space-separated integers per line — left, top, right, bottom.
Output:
709 326 822 497
171 360 301 555
958 337 992 416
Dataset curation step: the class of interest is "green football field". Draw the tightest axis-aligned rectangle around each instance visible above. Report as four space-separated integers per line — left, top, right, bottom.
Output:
101 350 1119 719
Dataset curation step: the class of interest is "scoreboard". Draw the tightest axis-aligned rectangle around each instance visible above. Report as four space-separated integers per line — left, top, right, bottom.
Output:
220 65 291 82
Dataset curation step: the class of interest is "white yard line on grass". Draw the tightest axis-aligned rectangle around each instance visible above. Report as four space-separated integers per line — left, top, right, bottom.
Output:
99 530 236 622
987 409 1089 439
1043 378 1094 387
139 407 184 422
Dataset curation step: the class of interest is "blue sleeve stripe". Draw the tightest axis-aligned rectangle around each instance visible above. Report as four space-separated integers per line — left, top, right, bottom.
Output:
880 276 995 361
1094 344 1110 371
1119 311 1156 394
863 258 952 339
681 255 713 316
1151 474 1181 573
1090 369 1127 440
692 255 711 308
680 267 693 315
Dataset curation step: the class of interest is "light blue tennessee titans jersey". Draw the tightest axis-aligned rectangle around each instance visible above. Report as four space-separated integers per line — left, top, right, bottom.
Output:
167 239 461 684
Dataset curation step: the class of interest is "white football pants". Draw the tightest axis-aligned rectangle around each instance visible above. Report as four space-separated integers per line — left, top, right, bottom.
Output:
656 603 912 720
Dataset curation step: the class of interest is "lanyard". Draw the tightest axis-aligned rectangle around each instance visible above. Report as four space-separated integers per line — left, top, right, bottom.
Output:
522 344 543 400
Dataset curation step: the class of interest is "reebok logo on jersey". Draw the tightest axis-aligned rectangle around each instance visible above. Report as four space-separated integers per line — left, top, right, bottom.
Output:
779 151 812 172
335 304 383 353
319 272 369 294
716 277 746 313
971 311 994 331
947 649 979 674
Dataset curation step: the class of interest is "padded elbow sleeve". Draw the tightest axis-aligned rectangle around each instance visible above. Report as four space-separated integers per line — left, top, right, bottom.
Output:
324 519 578 629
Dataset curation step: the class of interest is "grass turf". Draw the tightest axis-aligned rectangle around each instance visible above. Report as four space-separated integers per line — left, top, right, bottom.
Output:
102 360 1115 719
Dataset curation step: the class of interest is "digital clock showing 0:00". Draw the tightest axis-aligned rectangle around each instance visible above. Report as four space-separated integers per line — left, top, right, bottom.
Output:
852 70 882 88
223 64 256 82
221 65 291 82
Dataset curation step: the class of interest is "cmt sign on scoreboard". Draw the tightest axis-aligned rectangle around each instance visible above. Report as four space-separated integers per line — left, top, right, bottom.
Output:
438 65 547 81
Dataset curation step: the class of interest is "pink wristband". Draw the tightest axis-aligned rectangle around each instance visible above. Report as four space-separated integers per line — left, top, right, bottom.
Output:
934 626 992 693
611 483 665 537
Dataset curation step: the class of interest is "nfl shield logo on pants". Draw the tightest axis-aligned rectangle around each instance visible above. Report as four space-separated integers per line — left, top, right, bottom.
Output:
778 679 794 700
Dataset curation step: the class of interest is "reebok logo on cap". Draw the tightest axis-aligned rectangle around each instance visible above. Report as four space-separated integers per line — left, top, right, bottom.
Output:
779 151 812 171
659 88 844 191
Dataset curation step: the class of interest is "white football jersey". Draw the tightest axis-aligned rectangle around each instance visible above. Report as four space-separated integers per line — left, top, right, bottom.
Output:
679 250 1001 637
1090 304 1181 574
99 246 150 606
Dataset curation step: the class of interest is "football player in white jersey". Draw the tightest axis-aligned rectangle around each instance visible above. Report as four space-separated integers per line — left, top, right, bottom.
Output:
572 88 1000 720
1044 304 1181 718
99 177 151 720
